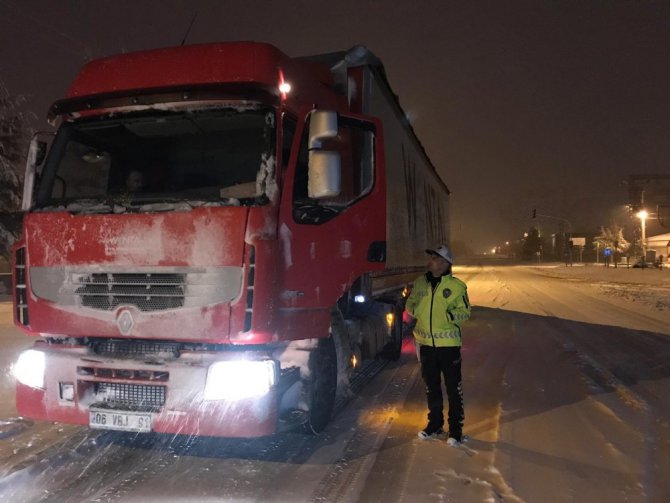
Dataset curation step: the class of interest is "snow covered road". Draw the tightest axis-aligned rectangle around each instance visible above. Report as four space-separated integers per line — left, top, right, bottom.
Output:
0 264 668 502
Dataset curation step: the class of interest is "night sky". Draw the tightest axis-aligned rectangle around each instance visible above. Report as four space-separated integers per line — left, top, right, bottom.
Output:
2 0 669 252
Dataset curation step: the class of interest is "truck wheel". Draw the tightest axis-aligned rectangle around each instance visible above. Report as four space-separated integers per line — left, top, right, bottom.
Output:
303 336 338 434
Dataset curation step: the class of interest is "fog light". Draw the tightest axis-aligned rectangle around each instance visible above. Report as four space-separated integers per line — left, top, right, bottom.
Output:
60 383 74 401
13 349 46 389
203 360 276 400
354 294 366 303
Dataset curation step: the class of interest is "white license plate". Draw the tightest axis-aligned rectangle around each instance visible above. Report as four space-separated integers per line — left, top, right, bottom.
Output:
89 409 152 432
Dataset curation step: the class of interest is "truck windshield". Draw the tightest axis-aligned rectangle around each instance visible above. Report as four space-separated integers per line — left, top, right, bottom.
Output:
36 107 276 210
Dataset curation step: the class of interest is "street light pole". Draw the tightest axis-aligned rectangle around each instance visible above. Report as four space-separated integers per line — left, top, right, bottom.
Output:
637 189 647 263
637 209 648 260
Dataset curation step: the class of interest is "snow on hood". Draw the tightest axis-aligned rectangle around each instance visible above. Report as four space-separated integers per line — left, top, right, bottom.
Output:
24 206 248 268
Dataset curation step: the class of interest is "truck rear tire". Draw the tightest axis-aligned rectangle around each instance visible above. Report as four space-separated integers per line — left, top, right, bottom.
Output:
303 336 338 434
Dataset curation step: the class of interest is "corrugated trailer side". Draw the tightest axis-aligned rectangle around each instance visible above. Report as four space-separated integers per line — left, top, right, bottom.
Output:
361 63 450 270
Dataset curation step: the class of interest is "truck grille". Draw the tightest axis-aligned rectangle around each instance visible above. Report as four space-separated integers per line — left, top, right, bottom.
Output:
30 266 243 311
90 339 181 359
79 366 169 382
75 273 185 312
94 382 166 409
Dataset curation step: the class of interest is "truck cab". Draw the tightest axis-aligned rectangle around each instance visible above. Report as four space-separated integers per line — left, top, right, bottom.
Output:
12 42 448 437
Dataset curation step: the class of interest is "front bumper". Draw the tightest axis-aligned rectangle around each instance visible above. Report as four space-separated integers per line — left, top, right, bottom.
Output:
15 345 280 437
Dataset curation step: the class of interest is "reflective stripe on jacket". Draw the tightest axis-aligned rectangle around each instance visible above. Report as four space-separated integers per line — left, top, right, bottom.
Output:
405 273 471 347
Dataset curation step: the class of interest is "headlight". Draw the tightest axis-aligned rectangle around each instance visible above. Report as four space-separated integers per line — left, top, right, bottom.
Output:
203 360 276 401
13 349 46 389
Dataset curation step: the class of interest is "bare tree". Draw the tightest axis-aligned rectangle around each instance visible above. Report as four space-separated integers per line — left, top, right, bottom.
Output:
0 82 31 260
594 224 630 265
594 224 629 252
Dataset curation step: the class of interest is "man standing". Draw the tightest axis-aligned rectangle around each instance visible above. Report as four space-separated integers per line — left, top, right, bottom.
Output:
405 245 471 445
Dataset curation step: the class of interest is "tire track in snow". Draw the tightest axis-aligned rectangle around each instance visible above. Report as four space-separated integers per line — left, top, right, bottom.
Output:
505 269 667 500
308 355 419 502
539 316 665 502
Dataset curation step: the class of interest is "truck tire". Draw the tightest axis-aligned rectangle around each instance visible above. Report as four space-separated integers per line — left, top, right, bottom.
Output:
303 336 338 434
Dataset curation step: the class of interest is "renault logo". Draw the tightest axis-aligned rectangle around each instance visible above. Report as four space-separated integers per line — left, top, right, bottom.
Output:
117 310 134 335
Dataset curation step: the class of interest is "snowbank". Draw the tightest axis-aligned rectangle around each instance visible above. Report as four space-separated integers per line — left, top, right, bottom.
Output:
529 263 670 311
530 262 670 286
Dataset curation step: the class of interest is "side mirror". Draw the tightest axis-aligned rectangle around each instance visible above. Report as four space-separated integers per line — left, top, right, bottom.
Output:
35 141 48 166
308 151 341 199
308 111 338 149
21 133 53 211
307 110 340 199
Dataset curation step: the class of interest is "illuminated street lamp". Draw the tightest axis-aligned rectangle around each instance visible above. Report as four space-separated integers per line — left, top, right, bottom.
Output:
637 209 648 257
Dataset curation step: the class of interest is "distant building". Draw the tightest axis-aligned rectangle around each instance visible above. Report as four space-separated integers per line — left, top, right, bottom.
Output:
647 232 670 262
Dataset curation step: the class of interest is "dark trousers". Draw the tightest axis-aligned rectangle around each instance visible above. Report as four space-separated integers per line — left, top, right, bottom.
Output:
419 345 464 437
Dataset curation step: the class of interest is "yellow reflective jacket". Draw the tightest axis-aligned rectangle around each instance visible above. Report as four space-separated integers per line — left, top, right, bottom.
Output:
406 273 471 347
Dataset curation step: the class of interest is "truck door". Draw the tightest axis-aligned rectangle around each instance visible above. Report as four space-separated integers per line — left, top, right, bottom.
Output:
278 111 386 330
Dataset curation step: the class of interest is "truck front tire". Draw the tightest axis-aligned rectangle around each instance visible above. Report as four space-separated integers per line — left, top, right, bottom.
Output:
303 336 338 434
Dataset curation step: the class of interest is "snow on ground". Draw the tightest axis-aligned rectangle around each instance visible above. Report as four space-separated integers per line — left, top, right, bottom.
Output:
405 264 670 502
530 262 670 312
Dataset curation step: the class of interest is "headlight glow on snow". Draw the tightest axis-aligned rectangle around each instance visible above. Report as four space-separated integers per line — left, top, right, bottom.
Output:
13 349 46 389
203 360 276 400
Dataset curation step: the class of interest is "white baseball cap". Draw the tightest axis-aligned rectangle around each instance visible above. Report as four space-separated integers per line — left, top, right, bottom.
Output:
425 244 453 264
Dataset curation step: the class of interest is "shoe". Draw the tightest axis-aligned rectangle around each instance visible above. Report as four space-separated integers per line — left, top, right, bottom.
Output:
446 432 467 446
418 424 444 439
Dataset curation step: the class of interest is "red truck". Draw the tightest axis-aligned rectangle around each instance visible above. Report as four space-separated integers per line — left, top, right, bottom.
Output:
12 42 450 437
